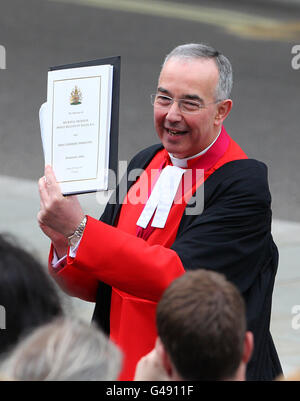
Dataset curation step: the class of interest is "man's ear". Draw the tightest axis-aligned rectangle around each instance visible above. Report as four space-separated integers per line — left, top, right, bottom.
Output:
214 99 232 127
242 331 254 364
156 337 174 377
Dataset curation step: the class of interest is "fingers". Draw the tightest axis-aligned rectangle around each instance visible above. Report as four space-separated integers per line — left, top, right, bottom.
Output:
38 175 49 207
44 165 62 198
44 165 55 184
38 165 63 210
37 167 84 237
38 166 59 226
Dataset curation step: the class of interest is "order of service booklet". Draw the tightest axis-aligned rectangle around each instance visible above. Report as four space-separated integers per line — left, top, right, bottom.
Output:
39 56 120 195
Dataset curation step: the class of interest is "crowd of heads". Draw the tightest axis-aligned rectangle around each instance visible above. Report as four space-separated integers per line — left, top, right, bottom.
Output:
0 229 253 381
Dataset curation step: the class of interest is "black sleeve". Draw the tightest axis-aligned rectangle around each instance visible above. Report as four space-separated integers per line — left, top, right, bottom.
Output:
172 159 277 294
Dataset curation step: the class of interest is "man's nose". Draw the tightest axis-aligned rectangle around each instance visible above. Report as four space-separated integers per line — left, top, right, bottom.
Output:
165 101 183 123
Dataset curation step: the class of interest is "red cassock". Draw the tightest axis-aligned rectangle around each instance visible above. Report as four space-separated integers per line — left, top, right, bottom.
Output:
49 126 279 380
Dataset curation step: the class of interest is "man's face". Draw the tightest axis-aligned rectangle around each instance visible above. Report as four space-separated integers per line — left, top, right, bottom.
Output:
154 58 221 159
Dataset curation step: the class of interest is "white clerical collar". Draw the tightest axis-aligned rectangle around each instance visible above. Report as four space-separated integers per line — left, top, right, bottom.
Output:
136 165 185 229
136 129 221 230
169 128 222 168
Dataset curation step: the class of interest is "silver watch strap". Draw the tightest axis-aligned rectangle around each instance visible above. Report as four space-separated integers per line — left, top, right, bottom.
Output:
67 216 87 247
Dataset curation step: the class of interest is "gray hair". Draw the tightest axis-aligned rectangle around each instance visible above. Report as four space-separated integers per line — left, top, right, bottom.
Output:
163 43 233 101
0 317 122 381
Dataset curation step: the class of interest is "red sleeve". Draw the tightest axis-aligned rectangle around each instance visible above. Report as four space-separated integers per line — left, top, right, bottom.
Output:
48 243 99 302
66 216 185 302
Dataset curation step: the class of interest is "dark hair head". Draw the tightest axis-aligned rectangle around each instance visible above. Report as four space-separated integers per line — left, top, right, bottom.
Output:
156 269 246 381
0 234 63 355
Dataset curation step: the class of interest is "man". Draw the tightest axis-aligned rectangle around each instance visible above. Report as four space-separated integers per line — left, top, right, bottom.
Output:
134 270 253 381
38 43 282 380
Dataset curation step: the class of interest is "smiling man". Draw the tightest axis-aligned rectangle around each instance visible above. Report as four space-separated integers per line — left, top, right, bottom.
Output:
38 43 282 381
154 56 230 158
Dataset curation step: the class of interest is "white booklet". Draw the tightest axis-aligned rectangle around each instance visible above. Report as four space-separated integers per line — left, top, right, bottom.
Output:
40 57 120 195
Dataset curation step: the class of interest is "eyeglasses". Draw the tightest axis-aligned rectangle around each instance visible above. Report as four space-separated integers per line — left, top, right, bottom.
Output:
151 94 220 114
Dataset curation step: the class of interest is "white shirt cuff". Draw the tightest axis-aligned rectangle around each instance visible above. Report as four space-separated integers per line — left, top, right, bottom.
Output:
51 238 82 269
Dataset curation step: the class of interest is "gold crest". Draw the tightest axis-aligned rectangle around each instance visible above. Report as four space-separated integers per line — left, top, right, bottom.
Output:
70 86 82 105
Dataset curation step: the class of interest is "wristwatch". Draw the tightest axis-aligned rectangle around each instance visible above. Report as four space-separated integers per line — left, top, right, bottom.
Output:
67 216 87 247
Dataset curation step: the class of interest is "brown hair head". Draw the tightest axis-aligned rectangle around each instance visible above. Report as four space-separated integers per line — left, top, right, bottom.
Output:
156 269 246 380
